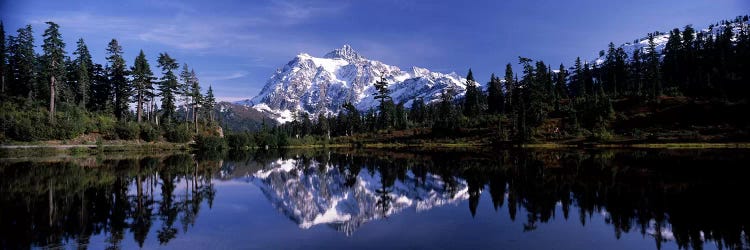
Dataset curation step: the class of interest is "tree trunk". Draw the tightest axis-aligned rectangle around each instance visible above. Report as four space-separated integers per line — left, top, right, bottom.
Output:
193 105 198 134
137 91 143 123
49 75 56 123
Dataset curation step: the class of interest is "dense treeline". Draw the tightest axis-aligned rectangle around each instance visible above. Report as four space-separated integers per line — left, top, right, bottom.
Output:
0 21 219 142
230 16 750 146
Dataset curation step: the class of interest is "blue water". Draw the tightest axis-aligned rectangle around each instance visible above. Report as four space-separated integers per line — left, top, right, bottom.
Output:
1 149 747 249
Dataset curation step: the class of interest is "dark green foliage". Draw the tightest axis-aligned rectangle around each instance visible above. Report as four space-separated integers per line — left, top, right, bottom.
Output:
0 21 7 95
432 87 459 135
89 63 111 112
131 50 154 123
42 22 67 122
226 132 254 150
140 123 159 142
7 25 35 99
463 69 482 117
157 53 179 124
203 86 216 123
165 124 191 143
487 73 504 114
115 121 140 140
194 134 227 151
106 39 130 120
72 38 92 107
0 101 92 141
0 21 220 144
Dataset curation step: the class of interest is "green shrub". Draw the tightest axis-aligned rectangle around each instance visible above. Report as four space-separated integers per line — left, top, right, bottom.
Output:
165 124 192 143
96 115 117 139
115 121 140 140
54 105 91 140
140 123 159 142
194 134 227 151
226 133 252 149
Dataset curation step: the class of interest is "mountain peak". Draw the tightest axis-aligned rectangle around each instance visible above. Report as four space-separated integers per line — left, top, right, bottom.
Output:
324 44 362 60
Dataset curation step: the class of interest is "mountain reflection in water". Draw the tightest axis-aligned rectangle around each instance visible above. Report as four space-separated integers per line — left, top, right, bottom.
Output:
1 149 749 249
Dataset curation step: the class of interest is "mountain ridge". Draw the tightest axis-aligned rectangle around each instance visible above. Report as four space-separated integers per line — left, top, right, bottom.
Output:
236 44 468 123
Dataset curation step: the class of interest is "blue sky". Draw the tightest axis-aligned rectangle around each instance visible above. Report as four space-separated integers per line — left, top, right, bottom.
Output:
1 0 747 101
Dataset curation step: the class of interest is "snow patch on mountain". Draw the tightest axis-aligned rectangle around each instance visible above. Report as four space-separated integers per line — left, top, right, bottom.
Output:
594 19 749 65
237 44 468 123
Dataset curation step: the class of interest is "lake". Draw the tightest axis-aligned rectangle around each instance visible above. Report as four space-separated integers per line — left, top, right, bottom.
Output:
1 148 749 249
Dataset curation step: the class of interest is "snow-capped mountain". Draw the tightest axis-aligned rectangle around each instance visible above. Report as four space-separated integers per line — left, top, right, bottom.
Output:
249 158 469 236
593 18 749 65
237 45 467 123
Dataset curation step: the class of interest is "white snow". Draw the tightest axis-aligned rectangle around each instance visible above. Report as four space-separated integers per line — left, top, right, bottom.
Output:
240 45 466 123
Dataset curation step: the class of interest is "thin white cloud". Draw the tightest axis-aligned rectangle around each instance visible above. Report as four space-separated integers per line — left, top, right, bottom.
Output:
269 0 350 25
216 96 253 102
200 71 248 83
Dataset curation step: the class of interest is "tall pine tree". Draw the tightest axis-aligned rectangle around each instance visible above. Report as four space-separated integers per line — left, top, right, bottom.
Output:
131 50 154 123
106 39 129 120
203 85 216 123
0 21 6 94
157 53 179 124
42 22 66 123
487 73 504 114
503 63 514 111
179 63 192 122
72 38 92 107
8 25 35 100
463 68 480 116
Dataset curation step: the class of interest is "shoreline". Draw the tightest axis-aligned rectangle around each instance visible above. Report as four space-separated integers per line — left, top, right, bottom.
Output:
2 141 750 152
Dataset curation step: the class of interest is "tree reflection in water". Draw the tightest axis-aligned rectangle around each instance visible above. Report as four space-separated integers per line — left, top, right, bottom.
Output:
0 154 220 249
1 149 749 249
245 149 750 249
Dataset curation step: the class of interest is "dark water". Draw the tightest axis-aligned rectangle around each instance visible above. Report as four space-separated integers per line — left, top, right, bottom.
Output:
1 149 749 249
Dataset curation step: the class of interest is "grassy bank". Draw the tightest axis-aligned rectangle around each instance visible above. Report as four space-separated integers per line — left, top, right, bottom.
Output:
0 140 190 158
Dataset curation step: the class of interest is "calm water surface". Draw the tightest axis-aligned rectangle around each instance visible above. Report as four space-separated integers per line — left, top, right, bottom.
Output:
1 149 749 249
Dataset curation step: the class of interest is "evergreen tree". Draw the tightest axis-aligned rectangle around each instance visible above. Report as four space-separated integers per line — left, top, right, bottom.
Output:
72 38 92 107
342 102 361 135
203 85 216 123
645 33 662 98
89 63 110 112
681 25 696 94
0 21 6 94
7 25 35 99
131 50 155 123
189 69 202 131
179 63 192 122
603 42 617 96
409 98 426 125
555 64 569 100
663 28 683 91
582 61 594 96
631 49 643 96
503 63 514 111
463 68 481 116
42 22 66 123
571 57 585 96
106 39 129 120
157 53 179 124
394 102 408 130
434 87 457 133
487 73 504 114
373 75 392 129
